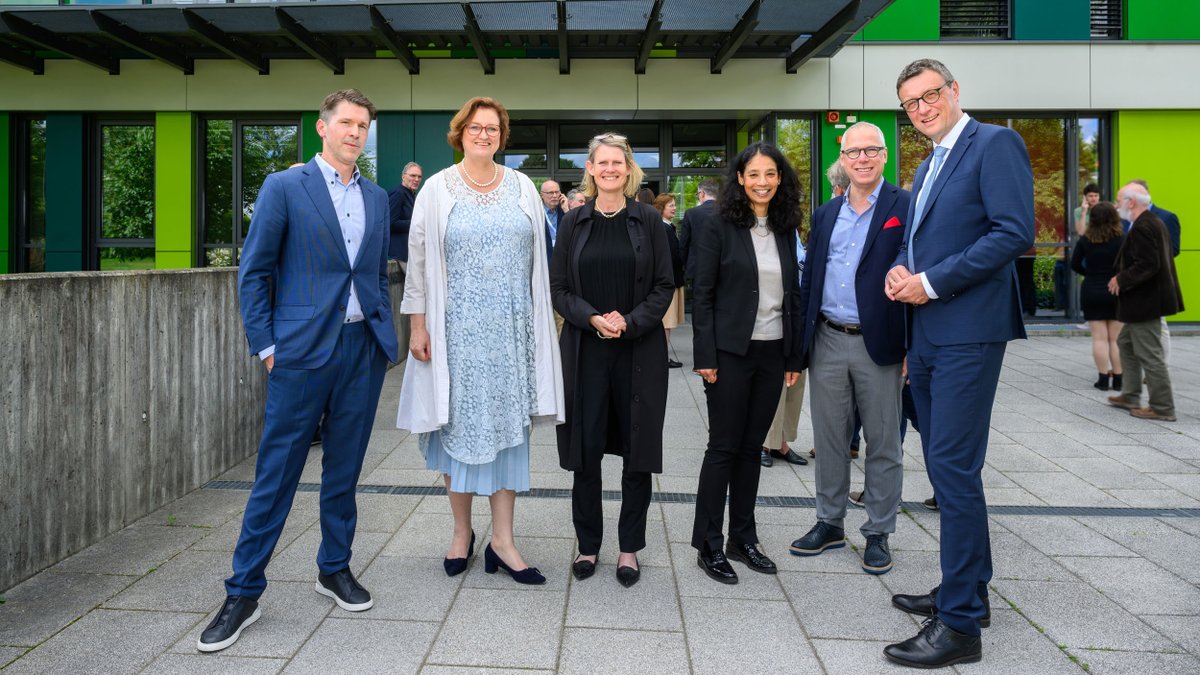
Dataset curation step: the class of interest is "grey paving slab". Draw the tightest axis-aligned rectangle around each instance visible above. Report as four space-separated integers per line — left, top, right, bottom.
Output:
991 579 1177 652
143 653 287 674
670 543 784 600
284 618 437 674
51 525 208 576
427 588 565 670
954 608 1087 675
187 503 316 553
353 494 422 534
421 669 553 675
558 627 689 675
104 549 232 612
988 531 1076 582
1142 615 1200 656
350 554 462 622
810 639 918 675
991 515 1135 558
1003 471 1126 507
680 596 822 673
1066 648 1200 675
381 511 496 560
1053 457 1167 489
1151 472 1200 498
1093 444 1200 474
0 647 28 668
3 609 199 675
0 570 136 646
564 565 681 631
1107 488 1200 508
265 530 390 583
171 581 332 659
460 536 573 593
1054 556 1200 615
1075 517 1200 584
137 489 254 529
779 571 919 641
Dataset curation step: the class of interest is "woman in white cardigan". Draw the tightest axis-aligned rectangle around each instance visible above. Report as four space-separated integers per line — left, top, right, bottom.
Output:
396 97 564 585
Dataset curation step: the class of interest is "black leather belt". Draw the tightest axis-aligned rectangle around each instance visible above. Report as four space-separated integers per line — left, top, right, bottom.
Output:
821 315 861 336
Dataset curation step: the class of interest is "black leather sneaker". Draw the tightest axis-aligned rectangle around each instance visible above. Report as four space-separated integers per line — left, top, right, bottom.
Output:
197 596 261 652
315 568 373 612
789 522 846 556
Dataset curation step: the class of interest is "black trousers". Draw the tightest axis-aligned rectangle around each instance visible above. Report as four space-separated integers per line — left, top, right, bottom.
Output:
692 339 784 552
573 334 653 555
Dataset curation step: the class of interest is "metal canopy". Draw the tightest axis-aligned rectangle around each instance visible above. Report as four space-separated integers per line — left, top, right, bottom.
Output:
0 0 889 76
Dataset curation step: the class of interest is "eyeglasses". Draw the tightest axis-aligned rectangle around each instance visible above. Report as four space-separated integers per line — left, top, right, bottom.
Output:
541 190 561 195
841 146 885 159
593 132 628 142
466 123 501 137
899 81 954 113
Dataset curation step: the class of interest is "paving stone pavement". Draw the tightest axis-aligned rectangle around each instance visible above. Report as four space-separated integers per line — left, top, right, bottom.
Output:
3 327 1199 674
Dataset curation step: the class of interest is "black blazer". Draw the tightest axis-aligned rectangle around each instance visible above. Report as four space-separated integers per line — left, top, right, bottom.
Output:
800 180 911 368
691 210 803 372
1115 210 1184 324
386 184 415 261
679 199 716 281
663 220 684 288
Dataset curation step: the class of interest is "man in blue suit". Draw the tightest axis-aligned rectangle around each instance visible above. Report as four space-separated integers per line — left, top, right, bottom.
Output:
386 161 422 266
882 60 1034 668
789 122 911 576
199 89 399 653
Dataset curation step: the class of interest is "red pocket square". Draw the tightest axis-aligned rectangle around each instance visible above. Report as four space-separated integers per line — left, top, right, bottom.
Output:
883 216 903 229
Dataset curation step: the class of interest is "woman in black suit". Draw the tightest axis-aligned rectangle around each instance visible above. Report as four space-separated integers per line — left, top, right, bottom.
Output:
550 132 675 587
1070 201 1125 391
691 142 803 584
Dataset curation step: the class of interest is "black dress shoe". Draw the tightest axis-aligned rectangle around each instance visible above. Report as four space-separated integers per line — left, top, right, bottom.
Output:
760 449 773 467
667 359 683 368
769 448 809 466
697 547 738 584
725 541 777 575
862 534 892 575
443 530 476 577
616 558 640 588
892 586 991 628
789 522 846 556
884 617 982 668
484 543 546 585
316 568 373 611
572 555 596 581
197 596 261 652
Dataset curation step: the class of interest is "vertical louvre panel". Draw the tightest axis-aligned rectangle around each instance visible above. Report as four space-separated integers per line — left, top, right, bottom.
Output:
940 0 1010 40
1090 0 1122 39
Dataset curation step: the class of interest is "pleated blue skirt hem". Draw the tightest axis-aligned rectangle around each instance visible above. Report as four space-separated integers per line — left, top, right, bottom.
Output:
422 428 531 496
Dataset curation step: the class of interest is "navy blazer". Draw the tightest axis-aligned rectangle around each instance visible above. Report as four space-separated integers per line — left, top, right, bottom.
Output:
386 184 415 261
238 158 400 370
893 118 1035 346
679 199 716 281
1150 204 1181 257
800 180 910 367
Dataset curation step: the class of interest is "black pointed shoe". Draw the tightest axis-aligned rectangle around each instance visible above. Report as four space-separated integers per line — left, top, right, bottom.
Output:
443 530 476 577
484 543 546 585
697 546 738 584
789 522 846 556
316 568 374 611
616 556 641 588
884 617 982 668
725 541 777 574
892 586 991 628
572 555 597 581
197 596 261 652
769 448 809 466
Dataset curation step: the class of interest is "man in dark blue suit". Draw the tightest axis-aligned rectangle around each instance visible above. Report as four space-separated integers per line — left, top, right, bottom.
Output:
789 122 911 576
199 89 400 653
678 179 718 284
883 60 1034 669
386 161 422 266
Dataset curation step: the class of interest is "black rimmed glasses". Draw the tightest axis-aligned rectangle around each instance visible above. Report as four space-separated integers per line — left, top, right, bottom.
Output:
900 81 954 113
841 146 885 160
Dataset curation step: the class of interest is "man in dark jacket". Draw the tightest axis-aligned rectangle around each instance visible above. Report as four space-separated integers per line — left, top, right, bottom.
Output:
1107 184 1184 422
678 180 718 283
386 162 422 266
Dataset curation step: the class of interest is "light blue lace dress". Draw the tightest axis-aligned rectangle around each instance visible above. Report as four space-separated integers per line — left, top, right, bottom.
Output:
421 168 538 495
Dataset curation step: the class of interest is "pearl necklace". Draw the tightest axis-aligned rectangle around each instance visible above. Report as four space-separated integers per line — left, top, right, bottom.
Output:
594 204 626 218
460 161 498 188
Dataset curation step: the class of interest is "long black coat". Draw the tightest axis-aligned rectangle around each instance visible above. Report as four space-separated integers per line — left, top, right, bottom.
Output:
549 198 675 473
1115 210 1184 324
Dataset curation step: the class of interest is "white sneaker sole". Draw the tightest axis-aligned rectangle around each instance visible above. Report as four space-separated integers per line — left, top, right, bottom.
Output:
196 607 261 652
314 581 374 612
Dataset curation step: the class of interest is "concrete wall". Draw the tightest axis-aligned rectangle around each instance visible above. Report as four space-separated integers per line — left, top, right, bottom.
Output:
0 264 408 591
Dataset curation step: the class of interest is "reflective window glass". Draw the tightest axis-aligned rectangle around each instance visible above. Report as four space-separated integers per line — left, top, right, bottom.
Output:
240 124 298 239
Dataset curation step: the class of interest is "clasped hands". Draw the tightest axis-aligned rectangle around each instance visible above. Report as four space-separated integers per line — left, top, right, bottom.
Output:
885 265 930 305
590 311 627 339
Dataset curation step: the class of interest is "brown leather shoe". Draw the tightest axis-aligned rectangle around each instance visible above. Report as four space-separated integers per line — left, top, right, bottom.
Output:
1107 395 1139 410
850 446 860 459
1130 407 1176 422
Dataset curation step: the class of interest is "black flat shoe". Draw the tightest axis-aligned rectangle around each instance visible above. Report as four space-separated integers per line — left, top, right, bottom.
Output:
892 586 991 628
759 449 773 467
484 543 546 585
197 596 260 652
667 359 683 368
316 568 373 612
572 555 596 581
884 617 982 668
616 559 640 588
697 546 738 585
725 541 777 574
443 530 476 577
769 448 808 466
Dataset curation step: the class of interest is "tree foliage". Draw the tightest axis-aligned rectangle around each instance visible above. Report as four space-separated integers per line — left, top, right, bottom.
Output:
100 126 155 260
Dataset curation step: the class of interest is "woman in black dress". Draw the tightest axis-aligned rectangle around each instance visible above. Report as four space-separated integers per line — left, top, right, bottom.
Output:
1071 202 1124 391
550 133 674 587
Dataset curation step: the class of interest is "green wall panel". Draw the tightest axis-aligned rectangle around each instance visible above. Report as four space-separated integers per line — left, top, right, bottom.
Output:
45 114 85 272
1115 110 1198 321
818 111 898 203
414 112 454 177
0 113 9 273
1127 0 1200 40
858 0 939 41
301 111 321 162
1013 0 1090 40
376 112 415 191
154 112 194 268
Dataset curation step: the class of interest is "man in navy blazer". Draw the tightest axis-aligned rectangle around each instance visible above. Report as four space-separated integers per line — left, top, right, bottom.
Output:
200 89 400 653
883 60 1034 668
788 122 910 577
386 161 422 264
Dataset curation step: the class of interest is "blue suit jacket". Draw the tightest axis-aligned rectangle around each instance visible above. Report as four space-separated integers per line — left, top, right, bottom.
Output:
800 180 911 367
386 184 415 261
893 118 1035 346
1150 204 1180 257
238 158 400 370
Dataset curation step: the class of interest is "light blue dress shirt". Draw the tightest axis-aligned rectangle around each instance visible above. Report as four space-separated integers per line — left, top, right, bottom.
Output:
545 207 559 244
820 180 882 326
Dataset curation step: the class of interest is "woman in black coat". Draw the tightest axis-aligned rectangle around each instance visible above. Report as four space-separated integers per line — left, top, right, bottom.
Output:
691 142 804 584
549 132 675 588
1070 202 1124 391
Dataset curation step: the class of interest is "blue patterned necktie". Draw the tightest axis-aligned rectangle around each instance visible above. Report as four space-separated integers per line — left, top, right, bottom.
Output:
908 145 948 270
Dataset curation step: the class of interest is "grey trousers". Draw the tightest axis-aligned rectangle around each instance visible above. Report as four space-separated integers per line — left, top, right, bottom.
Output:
1118 319 1174 416
809 321 904 536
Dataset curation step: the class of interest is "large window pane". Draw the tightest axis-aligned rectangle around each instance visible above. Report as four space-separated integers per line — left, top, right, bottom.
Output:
27 119 46 246
501 124 548 170
357 119 377 184
898 123 932 191
99 125 155 240
205 119 234 246
775 117 813 227
241 124 298 239
672 123 726 169
98 247 155 271
559 123 659 170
